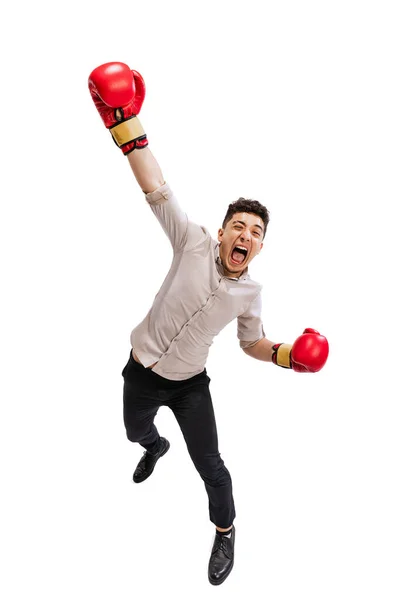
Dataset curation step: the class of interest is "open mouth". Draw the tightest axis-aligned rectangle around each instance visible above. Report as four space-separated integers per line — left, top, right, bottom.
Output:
230 245 248 265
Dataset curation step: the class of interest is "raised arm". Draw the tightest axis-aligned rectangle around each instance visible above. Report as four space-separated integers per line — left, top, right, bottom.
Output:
88 61 164 193
88 61 207 252
127 146 164 194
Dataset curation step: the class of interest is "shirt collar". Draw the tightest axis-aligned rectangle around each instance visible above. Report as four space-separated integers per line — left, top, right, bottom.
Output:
214 242 249 281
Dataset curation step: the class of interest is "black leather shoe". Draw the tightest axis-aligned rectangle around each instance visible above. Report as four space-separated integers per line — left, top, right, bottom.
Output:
133 437 170 483
208 525 235 585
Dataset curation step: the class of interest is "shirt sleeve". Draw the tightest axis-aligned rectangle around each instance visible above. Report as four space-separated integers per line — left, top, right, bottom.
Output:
145 182 206 252
237 291 266 349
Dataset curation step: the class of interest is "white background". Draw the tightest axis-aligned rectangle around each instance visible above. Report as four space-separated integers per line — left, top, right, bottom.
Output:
1 1 399 598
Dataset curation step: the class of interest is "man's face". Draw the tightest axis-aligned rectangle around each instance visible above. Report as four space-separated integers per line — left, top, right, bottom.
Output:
217 212 264 277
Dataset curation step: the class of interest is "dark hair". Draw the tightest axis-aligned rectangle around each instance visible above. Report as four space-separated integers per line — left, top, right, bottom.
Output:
222 198 270 240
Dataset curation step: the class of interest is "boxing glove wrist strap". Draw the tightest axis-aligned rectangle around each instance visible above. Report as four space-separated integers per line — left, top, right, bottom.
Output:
110 116 145 147
272 343 292 368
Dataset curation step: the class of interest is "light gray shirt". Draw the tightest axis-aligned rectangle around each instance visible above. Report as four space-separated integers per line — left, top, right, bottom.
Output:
130 183 265 380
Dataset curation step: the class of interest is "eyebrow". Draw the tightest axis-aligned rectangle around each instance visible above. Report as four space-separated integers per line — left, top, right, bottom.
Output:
232 219 264 232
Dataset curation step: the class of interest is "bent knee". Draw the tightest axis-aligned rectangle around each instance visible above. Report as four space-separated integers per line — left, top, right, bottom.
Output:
125 426 143 443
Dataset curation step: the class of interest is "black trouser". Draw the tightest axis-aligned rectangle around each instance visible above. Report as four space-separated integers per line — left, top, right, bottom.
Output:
121 350 236 528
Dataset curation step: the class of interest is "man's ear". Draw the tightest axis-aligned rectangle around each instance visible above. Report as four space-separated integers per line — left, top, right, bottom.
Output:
217 227 224 241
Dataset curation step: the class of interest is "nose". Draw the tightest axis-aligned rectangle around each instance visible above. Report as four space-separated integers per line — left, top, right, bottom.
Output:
240 230 251 242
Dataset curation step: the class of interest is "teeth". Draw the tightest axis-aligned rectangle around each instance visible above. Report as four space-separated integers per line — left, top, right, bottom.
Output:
235 246 247 251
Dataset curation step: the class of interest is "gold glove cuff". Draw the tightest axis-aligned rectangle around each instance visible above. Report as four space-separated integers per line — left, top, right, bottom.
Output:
277 344 292 368
110 116 145 147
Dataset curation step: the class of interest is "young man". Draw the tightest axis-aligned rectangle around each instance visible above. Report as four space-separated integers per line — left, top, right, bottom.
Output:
88 62 329 586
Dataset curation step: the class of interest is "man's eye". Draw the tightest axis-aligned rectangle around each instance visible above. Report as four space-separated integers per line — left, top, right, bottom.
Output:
253 231 260 236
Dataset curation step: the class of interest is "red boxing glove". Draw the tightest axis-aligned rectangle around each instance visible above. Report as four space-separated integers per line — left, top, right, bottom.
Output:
272 328 329 373
88 61 148 155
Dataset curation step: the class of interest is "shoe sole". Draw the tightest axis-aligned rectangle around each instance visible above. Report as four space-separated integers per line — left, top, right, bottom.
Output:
208 558 234 586
133 439 170 484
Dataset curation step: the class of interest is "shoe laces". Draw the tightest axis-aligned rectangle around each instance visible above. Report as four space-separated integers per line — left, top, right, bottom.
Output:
136 450 150 471
213 534 231 557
